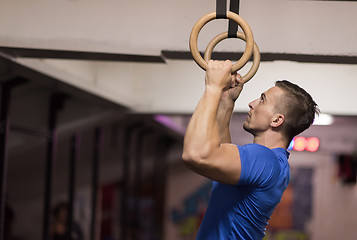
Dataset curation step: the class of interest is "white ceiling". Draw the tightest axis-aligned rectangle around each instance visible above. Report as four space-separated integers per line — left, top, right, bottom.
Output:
1 0 357 55
1 0 357 115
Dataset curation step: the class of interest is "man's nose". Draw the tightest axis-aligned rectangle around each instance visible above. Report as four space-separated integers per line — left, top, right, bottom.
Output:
248 101 254 110
248 99 258 109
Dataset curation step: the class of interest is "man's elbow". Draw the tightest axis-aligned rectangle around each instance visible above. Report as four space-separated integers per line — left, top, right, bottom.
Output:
182 146 204 167
182 145 212 168
182 149 197 165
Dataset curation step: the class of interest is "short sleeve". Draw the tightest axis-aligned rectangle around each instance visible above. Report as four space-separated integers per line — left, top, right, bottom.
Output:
237 144 280 188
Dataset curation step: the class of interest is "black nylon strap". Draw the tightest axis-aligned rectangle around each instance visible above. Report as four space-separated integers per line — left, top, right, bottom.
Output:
228 0 240 38
216 0 227 19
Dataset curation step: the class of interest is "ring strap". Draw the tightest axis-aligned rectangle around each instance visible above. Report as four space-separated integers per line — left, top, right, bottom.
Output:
216 0 241 38
216 0 227 19
228 0 240 38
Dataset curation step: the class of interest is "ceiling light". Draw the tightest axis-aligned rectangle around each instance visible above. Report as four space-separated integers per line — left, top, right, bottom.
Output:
313 113 333 126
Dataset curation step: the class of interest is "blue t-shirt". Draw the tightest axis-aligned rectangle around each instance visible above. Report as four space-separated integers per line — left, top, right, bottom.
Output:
196 143 290 240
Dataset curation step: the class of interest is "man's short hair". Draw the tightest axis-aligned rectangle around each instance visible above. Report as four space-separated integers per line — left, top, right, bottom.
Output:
275 80 320 142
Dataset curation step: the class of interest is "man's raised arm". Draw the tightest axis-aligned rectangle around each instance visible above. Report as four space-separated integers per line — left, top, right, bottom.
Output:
182 60 243 185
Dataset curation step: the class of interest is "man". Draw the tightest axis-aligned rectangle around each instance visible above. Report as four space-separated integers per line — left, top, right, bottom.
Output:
182 60 319 239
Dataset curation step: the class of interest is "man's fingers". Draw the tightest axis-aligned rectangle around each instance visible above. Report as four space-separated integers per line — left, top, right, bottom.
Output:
208 60 232 69
235 73 245 84
236 73 242 80
206 60 235 90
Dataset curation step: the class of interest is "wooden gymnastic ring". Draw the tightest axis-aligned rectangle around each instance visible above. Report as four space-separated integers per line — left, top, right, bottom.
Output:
189 11 254 72
204 32 260 82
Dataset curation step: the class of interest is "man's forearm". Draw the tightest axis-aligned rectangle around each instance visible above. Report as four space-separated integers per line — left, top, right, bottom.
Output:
217 100 235 143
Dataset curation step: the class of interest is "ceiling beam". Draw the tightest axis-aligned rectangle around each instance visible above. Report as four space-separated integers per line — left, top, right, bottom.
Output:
162 51 357 65
2 47 357 65
0 46 165 63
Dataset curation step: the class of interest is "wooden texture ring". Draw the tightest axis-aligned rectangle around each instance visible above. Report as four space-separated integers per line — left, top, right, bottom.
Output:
204 32 260 82
189 11 254 72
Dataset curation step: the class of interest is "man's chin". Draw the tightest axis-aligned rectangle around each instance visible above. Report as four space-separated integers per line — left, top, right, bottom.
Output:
243 122 249 132
243 122 254 135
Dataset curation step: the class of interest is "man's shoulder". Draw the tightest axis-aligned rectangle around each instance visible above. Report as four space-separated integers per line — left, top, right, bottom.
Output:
239 143 275 155
237 144 284 187
238 144 287 169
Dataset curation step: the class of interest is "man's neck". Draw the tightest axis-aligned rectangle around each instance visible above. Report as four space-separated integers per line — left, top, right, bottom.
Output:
253 131 287 149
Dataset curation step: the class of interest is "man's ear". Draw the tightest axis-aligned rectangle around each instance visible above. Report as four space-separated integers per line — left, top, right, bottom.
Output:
271 114 284 128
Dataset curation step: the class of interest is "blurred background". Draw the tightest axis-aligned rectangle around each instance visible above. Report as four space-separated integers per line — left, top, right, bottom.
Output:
1 0 357 240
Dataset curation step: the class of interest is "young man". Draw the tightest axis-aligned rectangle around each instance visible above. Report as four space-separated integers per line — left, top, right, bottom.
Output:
182 60 319 239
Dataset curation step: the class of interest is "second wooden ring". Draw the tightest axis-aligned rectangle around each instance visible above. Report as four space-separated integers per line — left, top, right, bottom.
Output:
204 31 260 82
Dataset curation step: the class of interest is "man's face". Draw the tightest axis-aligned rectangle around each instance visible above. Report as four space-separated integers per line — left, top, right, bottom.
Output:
243 86 284 135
